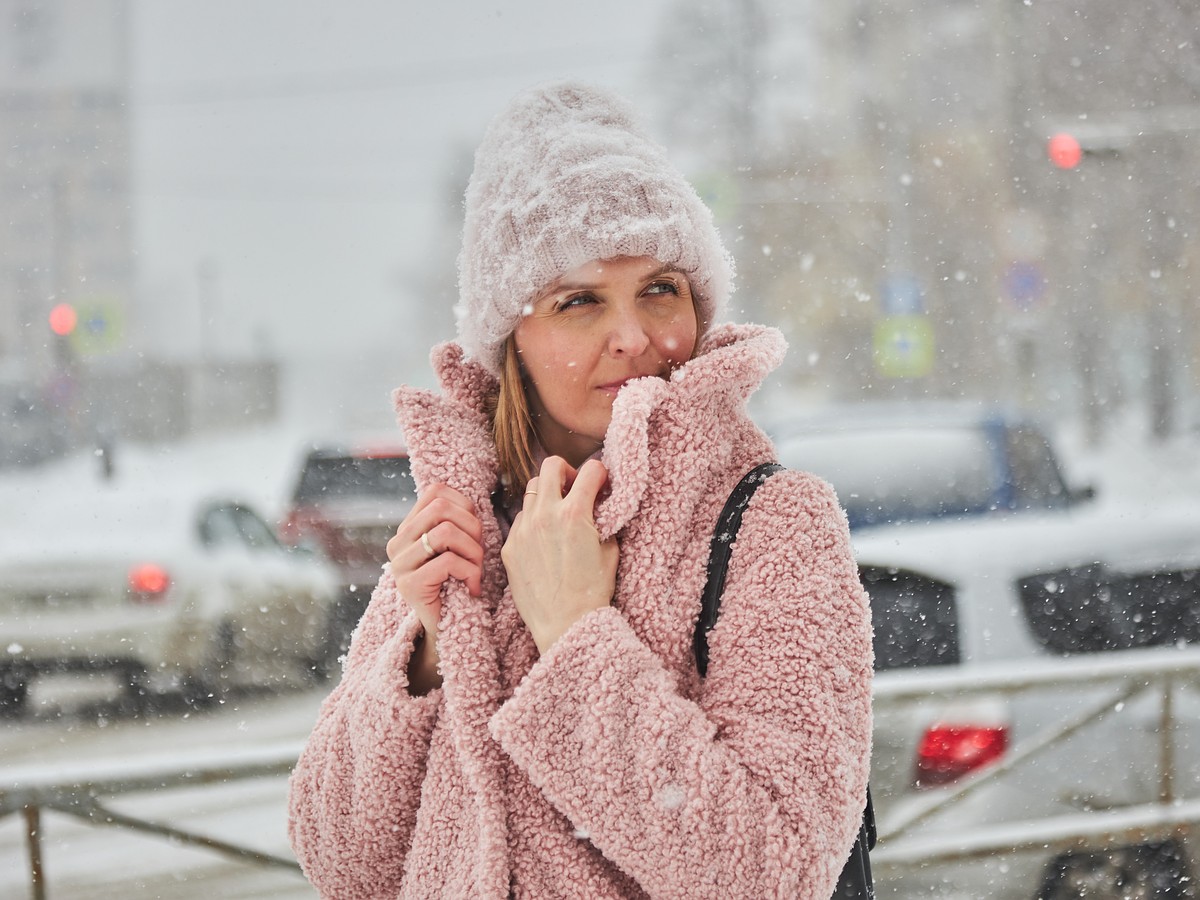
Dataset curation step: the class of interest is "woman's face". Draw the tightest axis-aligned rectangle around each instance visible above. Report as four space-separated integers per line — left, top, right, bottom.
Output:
513 255 698 466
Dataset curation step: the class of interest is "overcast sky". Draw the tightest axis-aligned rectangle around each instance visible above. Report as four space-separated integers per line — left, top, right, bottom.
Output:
129 0 677 381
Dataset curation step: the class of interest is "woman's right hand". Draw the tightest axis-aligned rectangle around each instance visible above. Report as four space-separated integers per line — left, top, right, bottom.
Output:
386 483 484 691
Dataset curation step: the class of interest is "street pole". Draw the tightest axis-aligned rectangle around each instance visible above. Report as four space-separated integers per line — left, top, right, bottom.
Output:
195 258 219 435
727 0 764 323
1069 167 1106 448
49 168 82 444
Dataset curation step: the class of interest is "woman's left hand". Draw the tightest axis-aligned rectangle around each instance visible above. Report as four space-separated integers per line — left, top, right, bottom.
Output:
502 456 618 654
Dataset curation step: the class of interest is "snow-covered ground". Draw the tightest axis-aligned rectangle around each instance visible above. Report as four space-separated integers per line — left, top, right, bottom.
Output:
1056 409 1200 512
0 409 1197 898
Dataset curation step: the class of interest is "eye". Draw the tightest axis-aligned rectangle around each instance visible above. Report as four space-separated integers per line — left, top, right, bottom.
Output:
557 292 598 312
645 280 681 297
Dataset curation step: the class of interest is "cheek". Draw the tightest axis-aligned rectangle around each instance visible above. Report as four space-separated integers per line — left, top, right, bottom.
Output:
658 318 698 363
516 338 592 405
526 348 588 383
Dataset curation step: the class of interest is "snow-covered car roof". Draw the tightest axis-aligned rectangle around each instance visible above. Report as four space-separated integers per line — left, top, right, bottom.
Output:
0 479 254 563
768 406 1082 530
763 400 1007 434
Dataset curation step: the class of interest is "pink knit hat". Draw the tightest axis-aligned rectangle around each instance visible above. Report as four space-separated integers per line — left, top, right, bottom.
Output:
455 81 735 376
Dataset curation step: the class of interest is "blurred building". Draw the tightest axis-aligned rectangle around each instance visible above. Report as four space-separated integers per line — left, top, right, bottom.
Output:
0 0 132 381
656 0 1198 438
0 1 280 460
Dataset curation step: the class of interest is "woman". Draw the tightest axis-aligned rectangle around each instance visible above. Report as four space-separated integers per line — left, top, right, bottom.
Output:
288 82 872 900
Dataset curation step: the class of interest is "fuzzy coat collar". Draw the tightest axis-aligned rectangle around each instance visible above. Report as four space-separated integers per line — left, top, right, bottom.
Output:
393 322 786 542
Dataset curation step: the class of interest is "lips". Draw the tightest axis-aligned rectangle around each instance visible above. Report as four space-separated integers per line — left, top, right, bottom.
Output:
596 374 657 395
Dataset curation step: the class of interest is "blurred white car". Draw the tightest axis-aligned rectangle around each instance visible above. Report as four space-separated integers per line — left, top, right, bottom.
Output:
774 409 1200 899
0 483 342 716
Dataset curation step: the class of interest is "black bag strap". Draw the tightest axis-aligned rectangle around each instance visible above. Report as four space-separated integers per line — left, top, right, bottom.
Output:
694 462 784 678
694 462 877 898
864 789 876 850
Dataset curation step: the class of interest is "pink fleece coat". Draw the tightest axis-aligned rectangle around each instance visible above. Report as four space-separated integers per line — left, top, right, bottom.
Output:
288 323 873 899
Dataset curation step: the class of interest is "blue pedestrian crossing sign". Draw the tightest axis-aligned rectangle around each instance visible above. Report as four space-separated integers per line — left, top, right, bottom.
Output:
71 300 124 354
874 315 934 378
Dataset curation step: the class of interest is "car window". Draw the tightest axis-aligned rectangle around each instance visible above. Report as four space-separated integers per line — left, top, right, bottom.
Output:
1018 566 1200 654
293 454 416 504
231 506 284 552
861 567 960 671
775 426 999 528
1006 426 1070 511
198 506 244 549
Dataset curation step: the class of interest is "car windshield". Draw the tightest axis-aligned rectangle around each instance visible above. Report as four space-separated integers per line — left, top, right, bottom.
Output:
775 426 1000 528
293 454 416 504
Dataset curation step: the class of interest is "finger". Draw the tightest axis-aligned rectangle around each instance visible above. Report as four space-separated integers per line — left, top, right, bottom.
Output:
391 496 483 554
396 486 479 548
565 458 609 507
399 542 483 610
424 521 485 568
522 476 540 506
419 496 484 541
537 456 578 500
389 489 475 559
403 483 474 525
388 519 483 580
388 528 436 571
419 552 483 597
419 482 476 514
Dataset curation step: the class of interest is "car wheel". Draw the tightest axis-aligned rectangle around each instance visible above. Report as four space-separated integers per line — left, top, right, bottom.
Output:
1040 840 1194 899
0 670 28 718
182 620 238 709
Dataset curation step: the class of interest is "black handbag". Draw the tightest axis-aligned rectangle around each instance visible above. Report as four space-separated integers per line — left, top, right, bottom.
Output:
695 463 876 900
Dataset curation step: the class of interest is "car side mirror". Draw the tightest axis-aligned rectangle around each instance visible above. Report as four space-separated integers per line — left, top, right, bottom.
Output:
1068 483 1097 506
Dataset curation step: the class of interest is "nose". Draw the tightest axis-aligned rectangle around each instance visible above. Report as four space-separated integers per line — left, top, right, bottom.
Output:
605 310 651 358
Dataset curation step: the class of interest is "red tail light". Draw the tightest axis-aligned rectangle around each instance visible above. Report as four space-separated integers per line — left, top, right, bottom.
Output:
278 509 313 545
914 724 1008 788
128 564 170 601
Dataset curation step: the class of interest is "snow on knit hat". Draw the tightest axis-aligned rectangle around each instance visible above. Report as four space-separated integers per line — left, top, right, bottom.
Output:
455 81 735 376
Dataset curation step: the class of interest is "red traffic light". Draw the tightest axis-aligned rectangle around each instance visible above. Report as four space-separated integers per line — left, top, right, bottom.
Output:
49 303 78 336
1048 133 1083 169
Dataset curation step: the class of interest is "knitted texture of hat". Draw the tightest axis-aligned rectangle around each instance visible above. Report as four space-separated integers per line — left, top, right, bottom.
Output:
455 81 734 375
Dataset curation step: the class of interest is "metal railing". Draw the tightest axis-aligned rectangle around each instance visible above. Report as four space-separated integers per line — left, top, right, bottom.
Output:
6 649 1200 897
0 742 305 900
870 646 1200 875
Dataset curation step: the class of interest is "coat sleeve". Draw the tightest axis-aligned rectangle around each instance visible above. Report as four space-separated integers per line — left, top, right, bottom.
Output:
488 472 872 900
287 568 442 899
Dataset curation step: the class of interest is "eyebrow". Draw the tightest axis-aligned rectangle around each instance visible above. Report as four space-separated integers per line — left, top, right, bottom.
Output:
543 263 684 296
